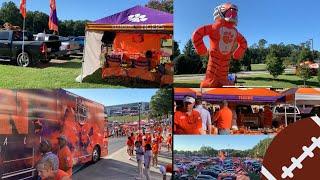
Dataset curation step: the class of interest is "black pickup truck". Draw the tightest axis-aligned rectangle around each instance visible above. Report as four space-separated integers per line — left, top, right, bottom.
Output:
0 30 61 67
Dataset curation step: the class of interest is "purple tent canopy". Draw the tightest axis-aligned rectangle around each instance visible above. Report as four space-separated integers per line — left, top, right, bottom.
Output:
94 5 173 25
202 94 281 103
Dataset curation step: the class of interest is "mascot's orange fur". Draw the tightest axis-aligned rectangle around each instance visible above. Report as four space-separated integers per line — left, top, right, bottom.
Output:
192 3 247 87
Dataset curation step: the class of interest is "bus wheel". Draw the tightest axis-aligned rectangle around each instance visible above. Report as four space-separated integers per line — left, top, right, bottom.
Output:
92 146 100 163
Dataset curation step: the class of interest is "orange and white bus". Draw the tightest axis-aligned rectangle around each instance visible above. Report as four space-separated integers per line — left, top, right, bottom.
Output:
0 89 108 180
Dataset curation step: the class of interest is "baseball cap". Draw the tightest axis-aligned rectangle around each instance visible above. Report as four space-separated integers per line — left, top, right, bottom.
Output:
183 96 195 104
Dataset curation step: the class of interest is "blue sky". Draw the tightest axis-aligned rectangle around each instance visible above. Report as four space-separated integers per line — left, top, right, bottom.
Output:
174 135 273 151
5 0 149 21
175 0 320 50
65 89 158 106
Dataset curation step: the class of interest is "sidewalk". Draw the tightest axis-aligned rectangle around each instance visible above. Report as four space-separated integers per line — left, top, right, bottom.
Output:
106 145 172 180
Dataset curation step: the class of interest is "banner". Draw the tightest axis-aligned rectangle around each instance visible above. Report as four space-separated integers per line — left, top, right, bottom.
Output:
49 0 58 32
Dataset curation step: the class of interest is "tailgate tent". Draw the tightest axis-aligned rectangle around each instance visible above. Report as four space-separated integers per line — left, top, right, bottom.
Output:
174 88 198 100
282 88 320 105
282 88 320 122
77 5 173 84
202 88 281 104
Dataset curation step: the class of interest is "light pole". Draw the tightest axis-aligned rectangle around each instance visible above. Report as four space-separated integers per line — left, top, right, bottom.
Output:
138 102 142 132
309 38 314 60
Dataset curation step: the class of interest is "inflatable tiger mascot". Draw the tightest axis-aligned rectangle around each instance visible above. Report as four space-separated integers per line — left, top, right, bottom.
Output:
192 3 247 87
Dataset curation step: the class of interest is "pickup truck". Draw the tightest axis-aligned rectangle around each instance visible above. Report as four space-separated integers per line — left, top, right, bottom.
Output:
0 30 61 67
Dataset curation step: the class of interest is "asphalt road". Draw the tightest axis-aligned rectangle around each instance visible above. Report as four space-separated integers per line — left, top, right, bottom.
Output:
71 137 164 180
108 136 127 155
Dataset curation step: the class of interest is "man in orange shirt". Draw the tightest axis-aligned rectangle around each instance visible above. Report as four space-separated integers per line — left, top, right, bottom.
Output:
214 100 232 135
263 105 273 128
57 135 73 176
157 132 164 151
174 96 205 134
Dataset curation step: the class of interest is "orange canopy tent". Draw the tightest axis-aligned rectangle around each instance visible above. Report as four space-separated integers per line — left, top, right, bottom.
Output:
174 88 198 100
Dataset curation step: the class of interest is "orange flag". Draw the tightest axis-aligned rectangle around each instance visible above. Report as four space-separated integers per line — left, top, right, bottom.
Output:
20 0 26 18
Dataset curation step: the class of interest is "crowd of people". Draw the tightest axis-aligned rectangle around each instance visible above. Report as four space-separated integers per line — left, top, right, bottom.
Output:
174 96 273 135
36 135 73 180
126 129 172 180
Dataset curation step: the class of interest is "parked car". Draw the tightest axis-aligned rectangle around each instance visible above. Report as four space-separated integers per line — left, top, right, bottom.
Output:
300 105 320 118
196 174 216 180
0 30 57 67
34 33 63 62
272 105 301 125
73 36 85 52
59 36 82 57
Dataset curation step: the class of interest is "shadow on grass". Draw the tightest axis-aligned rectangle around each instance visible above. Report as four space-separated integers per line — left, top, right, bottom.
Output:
51 61 82 69
173 82 200 88
83 68 172 88
239 76 319 87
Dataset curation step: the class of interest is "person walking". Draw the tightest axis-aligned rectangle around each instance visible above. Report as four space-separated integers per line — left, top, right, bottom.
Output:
57 135 73 176
144 144 152 180
166 133 172 152
135 141 144 179
152 138 159 167
127 136 134 160
214 100 232 135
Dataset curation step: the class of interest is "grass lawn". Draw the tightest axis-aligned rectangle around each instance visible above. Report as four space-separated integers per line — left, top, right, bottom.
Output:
108 114 148 123
0 58 161 88
250 64 267 71
174 73 320 88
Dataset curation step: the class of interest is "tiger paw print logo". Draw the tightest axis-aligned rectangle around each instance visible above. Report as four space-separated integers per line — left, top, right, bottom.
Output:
219 27 236 54
222 31 235 44
128 14 148 23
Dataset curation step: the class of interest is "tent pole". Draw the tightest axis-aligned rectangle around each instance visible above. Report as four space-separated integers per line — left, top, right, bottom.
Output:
294 97 297 122
285 105 287 127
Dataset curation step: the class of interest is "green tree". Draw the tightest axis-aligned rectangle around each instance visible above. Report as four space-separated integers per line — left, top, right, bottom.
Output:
183 39 199 59
229 59 242 73
145 0 173 13
258 39 267 49
25 11 49 34
298 48 313 62
174 54 203 74
149 89 172 118
266 53 285 79
0 1 22 27
173 40 181 59
242 48 253 71
297 64 312 87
